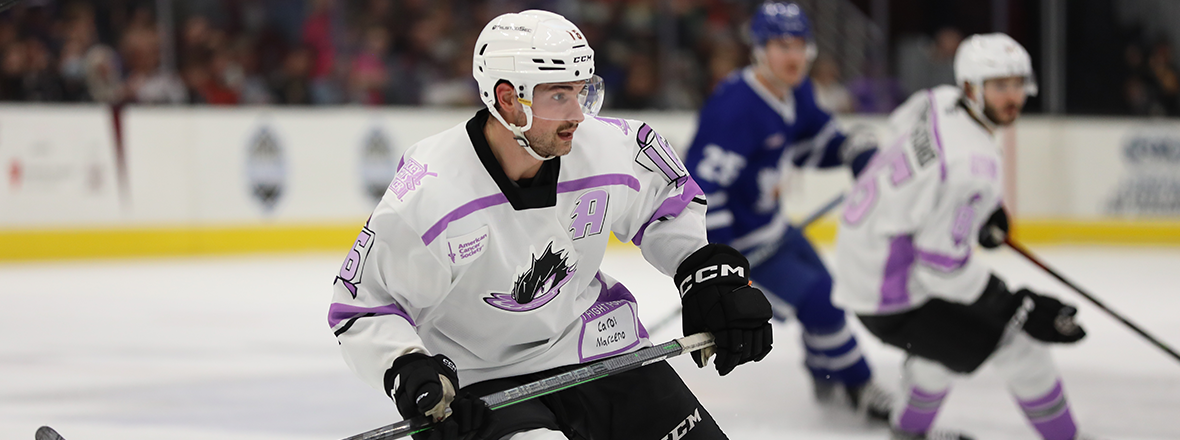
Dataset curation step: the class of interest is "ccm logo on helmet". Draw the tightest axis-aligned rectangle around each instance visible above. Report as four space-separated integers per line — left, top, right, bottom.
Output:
678 264 745 296
573 55 592 64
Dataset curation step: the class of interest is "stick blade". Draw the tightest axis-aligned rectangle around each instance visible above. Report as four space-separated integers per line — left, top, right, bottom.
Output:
35 426 64 440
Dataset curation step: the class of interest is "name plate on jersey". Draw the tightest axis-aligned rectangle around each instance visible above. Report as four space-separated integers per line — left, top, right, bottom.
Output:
578 300 641 362
446 226 489 266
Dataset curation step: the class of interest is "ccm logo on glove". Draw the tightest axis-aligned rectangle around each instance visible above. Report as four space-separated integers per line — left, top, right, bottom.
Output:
678 264 746 297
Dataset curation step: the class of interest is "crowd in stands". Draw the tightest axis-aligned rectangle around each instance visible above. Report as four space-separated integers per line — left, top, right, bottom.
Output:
1 0 1178 116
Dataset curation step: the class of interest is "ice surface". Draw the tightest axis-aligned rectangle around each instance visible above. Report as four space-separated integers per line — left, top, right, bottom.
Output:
1 245 1178 440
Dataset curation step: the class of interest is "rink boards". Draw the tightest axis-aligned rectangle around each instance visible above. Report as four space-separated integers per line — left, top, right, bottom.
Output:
1 106 1179 260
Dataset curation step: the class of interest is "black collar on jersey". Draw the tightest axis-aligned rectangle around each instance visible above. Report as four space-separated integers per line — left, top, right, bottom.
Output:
466 109 560 210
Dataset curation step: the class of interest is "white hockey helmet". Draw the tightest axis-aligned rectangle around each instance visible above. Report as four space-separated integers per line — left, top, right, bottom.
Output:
473 10 605 160
954 33 1037 117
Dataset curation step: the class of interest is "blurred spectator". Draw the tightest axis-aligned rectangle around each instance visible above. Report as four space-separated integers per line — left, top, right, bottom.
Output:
614 51 659 110
83 45 123 103
120 9 185 104
349 26 389 105
1147 39 1180 115
897 26 961 94
22 38 63 101
301 0 342 104
811 56 853 114
270 45 313 105
0 41 26 101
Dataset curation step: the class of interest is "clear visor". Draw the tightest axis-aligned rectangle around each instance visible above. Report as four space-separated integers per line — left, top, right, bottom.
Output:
982 73 1038 97
523 75 605 121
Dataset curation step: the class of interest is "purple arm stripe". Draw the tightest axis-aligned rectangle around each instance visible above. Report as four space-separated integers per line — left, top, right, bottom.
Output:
328 301 416 328
421 193 510 245
925 90 948 181
421 174 640 247
556 173 642 193
632 178 704 246
879 235 916 313
915 248 970 272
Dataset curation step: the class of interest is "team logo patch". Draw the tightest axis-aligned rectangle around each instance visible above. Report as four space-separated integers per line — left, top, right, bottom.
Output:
485 241 577 312
389 157 437 201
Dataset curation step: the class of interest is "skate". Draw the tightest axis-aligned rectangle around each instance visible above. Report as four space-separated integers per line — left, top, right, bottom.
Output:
847 381 894 423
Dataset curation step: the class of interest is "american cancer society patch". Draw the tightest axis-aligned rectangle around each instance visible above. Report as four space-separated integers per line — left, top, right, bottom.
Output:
446 225 490 266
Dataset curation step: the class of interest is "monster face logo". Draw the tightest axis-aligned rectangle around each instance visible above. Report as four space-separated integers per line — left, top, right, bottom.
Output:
485 242 576 312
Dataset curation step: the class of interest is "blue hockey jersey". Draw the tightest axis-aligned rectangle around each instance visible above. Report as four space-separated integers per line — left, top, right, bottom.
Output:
684 67 849 251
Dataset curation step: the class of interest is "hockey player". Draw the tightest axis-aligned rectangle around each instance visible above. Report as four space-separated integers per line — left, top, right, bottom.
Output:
329 10 774 440
833 33 1093 440
682 1 890 420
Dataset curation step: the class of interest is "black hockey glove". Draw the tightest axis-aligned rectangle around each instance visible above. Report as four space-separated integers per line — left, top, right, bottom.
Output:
384 353 490 440
840 127 878 178
1016 289 1086 343
848 148 877 178
978 206 1009 249
676 244 774 376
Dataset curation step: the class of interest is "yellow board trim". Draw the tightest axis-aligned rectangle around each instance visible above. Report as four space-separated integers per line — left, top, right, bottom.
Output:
3 219 1180 261
0 224 361 261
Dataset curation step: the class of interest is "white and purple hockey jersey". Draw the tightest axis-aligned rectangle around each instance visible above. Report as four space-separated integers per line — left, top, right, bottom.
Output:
328 109 707 389
833 86 1003 315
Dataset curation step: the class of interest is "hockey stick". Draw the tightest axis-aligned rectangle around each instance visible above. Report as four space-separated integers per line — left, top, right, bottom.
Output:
1004 237 1180 364
340 332 716 440
646 192 847 334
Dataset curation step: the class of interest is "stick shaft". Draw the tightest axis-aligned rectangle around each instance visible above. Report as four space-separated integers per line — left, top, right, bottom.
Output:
1005 237 1180 364
340 333 715 440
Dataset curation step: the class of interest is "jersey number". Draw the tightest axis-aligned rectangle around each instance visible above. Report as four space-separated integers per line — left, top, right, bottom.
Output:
843 148 914 225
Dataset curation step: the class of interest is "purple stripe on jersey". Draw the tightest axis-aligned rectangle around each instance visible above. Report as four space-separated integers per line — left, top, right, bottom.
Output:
915 248 970 272
422 174 641 246
924 90 948 181
556 173 642 194
632 178 705 246
594 272 649 339
328 301 415 328
896 385 949 434
421 193 510 245
879 235 916 313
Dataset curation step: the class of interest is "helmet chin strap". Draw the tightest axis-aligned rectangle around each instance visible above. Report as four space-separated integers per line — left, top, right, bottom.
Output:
491 107 557 161
962 82 998 132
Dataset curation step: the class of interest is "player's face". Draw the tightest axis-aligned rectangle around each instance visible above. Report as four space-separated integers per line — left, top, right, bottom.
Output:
524 81 586 157
762 36 809 87
982 76 1028 126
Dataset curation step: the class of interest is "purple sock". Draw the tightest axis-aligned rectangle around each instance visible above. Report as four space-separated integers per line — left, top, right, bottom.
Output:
895 385 948 434
1017 380 1078 440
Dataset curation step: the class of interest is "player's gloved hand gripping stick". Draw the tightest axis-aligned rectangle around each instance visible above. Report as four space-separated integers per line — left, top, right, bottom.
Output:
1002 236 1180 365
342 333 717 440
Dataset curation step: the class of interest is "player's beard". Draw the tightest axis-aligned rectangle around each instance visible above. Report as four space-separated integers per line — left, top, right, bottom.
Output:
525 121 578 157
983 100 1022 126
